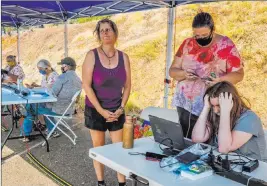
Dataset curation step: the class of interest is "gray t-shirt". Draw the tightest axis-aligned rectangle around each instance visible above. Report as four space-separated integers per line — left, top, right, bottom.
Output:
233 110 267 162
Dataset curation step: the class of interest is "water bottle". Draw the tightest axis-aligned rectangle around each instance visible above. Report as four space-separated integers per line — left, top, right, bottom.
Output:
17 79 23 91
122 115 134 149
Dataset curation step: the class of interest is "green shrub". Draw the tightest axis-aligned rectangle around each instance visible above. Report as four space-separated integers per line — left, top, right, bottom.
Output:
49 44 55 49
77 93 85 111
125 92 141 114
72 15 111 24
127 37 165 63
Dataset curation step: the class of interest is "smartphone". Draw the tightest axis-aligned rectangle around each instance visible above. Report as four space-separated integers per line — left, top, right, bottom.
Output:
190 72 198 77
210 72 216 78
145 152 168 161
201 72 216 81
201 77 212 81
175 152 200 164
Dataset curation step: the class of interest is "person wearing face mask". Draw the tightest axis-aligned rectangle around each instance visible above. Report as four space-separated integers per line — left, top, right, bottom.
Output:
82 18 131 186
2 55 25 132
54 57 82 114
22 57 81 142
192 81 267 161
2 55 25 83
169 12 244 139
22 59 58 142
25 59 58 90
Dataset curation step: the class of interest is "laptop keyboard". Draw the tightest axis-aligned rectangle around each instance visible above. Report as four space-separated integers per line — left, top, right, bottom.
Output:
184 139 208 150
184 139 195 147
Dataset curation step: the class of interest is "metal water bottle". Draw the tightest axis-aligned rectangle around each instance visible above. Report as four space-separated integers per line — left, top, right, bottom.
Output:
122 115 134 149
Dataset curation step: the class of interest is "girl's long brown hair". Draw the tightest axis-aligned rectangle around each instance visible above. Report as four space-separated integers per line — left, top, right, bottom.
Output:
204 81 250 143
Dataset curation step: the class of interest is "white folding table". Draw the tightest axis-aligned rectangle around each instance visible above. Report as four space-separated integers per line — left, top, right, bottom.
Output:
1 87 57 152
89 137 267 186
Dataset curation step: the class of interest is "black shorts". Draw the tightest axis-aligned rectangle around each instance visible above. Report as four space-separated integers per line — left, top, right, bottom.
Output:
84 105 125 132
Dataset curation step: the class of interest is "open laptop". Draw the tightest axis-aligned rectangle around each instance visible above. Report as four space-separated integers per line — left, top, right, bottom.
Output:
148 115 197 155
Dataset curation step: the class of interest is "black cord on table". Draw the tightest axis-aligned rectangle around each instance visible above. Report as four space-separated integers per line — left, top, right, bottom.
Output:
159 138 174 152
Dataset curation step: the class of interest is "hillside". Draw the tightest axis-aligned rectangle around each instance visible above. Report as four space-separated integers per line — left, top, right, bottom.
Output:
2 1 267 127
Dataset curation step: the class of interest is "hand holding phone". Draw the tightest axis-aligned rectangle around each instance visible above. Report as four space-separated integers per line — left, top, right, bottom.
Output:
204 72 219 86
185 70 198 81
210 72 216 78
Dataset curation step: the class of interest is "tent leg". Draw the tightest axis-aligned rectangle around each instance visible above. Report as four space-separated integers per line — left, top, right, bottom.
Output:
17 27 20 63
64 21 68 57
163 5 175 108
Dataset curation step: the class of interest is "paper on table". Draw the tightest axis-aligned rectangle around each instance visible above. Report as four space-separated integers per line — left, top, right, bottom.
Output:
2 88 13 94
30 94 43 97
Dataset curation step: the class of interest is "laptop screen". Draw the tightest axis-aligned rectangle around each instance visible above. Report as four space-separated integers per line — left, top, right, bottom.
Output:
148 115 186 151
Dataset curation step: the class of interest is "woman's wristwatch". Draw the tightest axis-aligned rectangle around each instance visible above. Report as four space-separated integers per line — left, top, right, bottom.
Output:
118 106 124 113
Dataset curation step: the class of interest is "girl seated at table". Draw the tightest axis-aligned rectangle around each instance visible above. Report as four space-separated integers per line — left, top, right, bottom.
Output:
192 81 267 161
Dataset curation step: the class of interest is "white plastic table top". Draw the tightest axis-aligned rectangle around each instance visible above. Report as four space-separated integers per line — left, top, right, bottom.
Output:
89 137 267 186
1 87 57 105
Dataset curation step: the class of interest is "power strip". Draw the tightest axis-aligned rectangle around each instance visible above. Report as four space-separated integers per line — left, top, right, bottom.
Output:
211 162 267 186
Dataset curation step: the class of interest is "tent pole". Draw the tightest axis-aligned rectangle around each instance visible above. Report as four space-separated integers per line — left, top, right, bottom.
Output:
163 4 175 108
17 27 20 63
64 20 68 57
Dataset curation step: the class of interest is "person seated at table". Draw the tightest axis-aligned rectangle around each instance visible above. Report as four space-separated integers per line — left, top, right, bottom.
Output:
25 59 59 131
22 57 82 142
2 55 25 83
192 81 267 161
25 59 58 90
1 55 25 128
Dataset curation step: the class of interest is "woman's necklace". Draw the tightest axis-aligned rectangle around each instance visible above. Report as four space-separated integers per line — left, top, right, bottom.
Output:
100 47 116 68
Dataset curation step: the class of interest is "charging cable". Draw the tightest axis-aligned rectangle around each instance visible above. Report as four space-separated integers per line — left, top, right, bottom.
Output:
186 80 196 138
159 138 174 152
186 102 193 138
246 176 253 186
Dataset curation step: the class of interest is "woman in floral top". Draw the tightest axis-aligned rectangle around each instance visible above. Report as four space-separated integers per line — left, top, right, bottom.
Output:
2 55 25 83
169 12 244 139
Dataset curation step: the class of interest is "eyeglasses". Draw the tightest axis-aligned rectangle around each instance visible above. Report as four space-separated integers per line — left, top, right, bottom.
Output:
100 28 113 34
193 32 212 39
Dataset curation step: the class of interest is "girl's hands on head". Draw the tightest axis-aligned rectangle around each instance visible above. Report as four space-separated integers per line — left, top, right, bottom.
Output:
204 95 211 110
219 92 233 114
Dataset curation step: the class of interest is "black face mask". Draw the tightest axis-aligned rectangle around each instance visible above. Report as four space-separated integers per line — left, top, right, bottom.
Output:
195 33 213 46
61 67 66 73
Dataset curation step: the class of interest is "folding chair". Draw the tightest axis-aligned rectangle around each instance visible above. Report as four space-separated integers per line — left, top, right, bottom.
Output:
42 90 81 146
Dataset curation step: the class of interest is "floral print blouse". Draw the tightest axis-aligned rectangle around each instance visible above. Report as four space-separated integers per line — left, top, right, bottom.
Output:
172 36 242 116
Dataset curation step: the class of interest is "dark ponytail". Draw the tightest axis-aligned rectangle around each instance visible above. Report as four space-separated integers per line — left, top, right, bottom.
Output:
192 12 215 31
